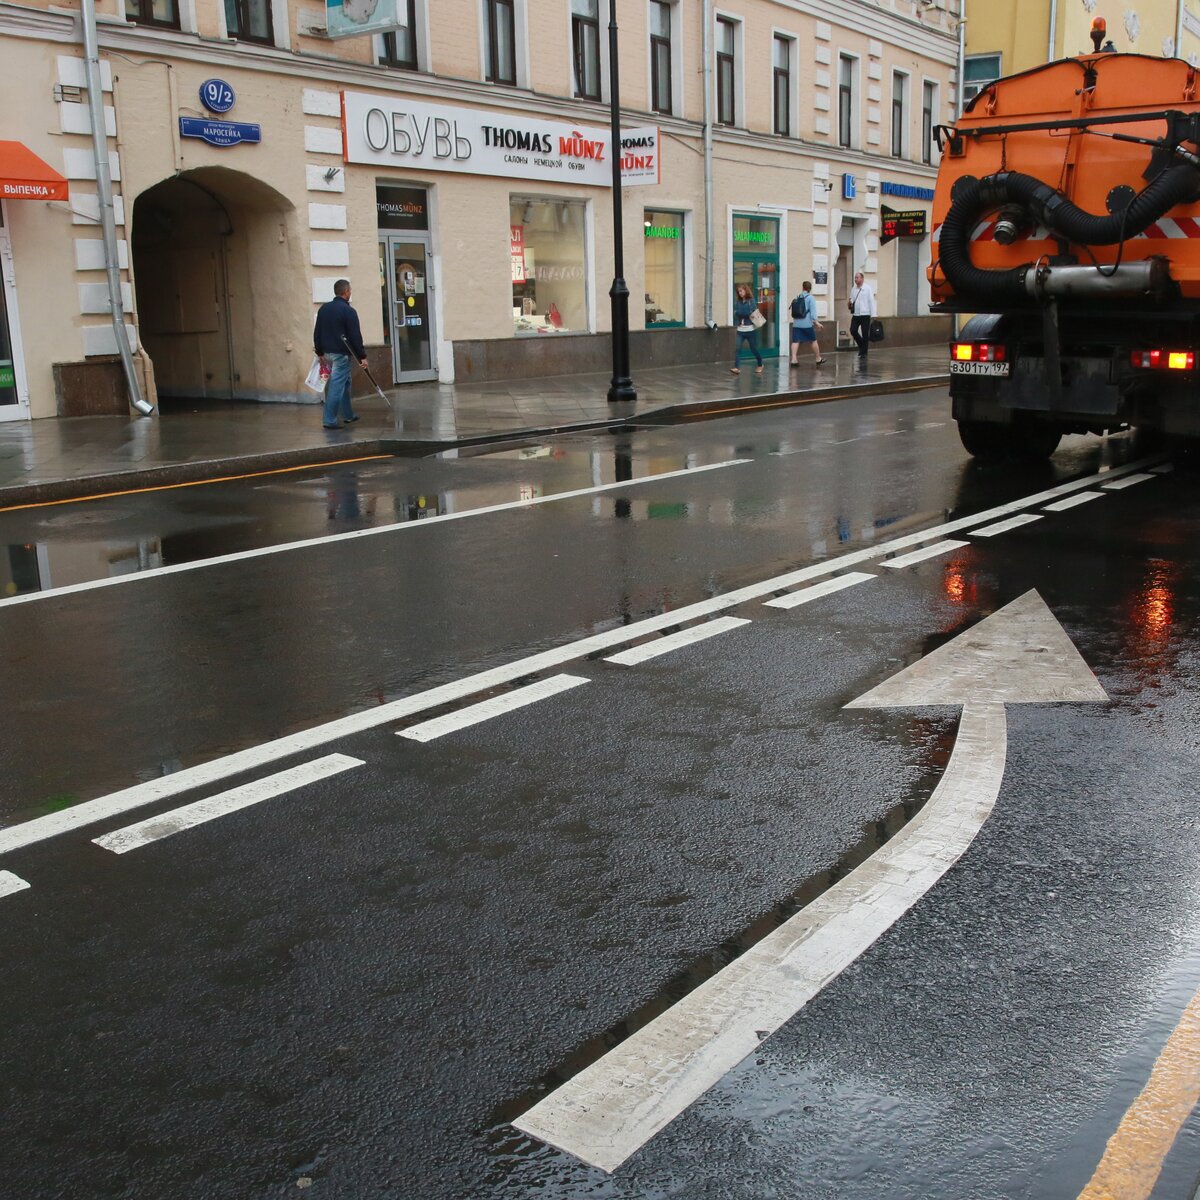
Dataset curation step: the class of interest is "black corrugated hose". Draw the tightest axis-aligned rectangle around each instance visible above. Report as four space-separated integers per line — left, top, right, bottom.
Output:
939 164 1200 303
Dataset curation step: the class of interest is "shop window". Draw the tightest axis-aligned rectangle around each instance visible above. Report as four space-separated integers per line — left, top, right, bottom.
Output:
380 0 419 69
510 198 589 337
126 0 180 29
716 16 737 126
484 0 517 85
649 0 673 116
572 0 601 100
224 0 272 43
644 211 686 328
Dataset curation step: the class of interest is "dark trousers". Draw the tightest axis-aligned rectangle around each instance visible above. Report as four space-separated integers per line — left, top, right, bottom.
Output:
850 315 871 353
735 330 763 366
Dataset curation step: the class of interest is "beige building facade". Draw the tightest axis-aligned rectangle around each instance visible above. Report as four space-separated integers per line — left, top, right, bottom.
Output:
0 0 958 420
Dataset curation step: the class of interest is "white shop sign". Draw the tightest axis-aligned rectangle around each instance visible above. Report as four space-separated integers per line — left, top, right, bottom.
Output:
342 92 613 187
619 126 660 187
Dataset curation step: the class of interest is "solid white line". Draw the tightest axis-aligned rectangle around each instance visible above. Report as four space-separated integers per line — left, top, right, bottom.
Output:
513 703 1009 1173
1044 491 1104 512
1150 463 1175 474
1101 473 1156 490
397 675 588 743
882 539 968 569
0 460 751 610
603 617 749 665
0 454 1159 859
92 754 363 855
0 870 30 899
764 572 876 610
968 513 1044 538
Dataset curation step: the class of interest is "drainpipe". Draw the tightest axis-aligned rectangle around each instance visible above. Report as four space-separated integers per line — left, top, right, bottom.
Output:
80 0 153 415
702 0 715 329
1176 0 1185 58
1047 0 1058 61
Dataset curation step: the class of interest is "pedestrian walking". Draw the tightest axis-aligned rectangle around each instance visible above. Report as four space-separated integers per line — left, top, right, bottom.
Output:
788 281 826 366
730 283 764 375
849 272 877 358
313 279 368 429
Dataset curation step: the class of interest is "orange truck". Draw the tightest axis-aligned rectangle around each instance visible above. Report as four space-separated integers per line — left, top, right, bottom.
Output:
930 17 1200 459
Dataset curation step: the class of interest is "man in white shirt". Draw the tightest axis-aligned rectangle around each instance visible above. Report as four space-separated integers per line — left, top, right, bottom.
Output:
849 272 877 358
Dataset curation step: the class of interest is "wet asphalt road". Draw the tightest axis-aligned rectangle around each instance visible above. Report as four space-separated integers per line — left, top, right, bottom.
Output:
1 389 1199 1199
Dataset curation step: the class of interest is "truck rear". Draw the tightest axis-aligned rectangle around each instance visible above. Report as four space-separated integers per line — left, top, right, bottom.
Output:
930 18 1200 459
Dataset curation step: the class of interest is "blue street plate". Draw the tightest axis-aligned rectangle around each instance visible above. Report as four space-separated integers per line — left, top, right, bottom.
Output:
178 117 261 148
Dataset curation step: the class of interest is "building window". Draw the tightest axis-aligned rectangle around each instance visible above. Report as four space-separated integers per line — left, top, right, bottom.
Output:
225 0 272 42
716 16 736 126
484 0 517 85
380 0 418 69
649 0 672 116
963 53 1001 105
572 0 601 100
773 35 791 137
511 197 588 337
126 0 179 29
838 55 856 149
891 71 907 158
644 210 686 327
922 80 936 164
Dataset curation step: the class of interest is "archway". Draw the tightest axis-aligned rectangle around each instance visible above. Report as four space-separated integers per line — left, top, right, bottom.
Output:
131 168 308 405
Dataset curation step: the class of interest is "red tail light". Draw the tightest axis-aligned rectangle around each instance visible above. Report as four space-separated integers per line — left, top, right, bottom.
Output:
952 342 1007 363
1130 349 1195 370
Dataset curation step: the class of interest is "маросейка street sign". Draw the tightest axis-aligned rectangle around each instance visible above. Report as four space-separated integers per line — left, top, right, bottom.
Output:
178 118 262 148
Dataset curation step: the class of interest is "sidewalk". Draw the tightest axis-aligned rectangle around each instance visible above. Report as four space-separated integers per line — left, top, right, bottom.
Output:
0 345 949 505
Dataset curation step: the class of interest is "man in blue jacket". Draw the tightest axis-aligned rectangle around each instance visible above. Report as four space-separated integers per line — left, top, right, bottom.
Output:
313 279 368 429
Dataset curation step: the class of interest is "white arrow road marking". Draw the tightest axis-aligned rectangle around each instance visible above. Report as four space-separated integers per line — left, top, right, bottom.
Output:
763 572 876 610
0 870 30 900
397 675 588 743
882 539 969 569
1045 492 1105 512
969 513 1043 538
0 459 1154 859
92 754 364 855
513 590 1108 1173
603 618 749 666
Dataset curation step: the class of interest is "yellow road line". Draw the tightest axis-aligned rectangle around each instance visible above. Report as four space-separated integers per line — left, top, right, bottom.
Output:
1078 983 1200 1200
0 454 394 514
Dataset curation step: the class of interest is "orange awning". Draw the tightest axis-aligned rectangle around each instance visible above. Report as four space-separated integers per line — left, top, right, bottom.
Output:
0 141 69 202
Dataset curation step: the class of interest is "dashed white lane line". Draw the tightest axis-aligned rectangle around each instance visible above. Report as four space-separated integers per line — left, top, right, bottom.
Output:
0 870 31 900
92 755 364 855
1044 491 1105 512
0 460 751 611
969 513 1044 538
0 454 1159 858
764 572 877 610
882 539 969 569
397 675 588 743
1101 473 1156 490
604 617 750 666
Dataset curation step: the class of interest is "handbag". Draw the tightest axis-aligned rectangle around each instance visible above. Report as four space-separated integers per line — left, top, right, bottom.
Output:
869 319 885 342
749 308 766 329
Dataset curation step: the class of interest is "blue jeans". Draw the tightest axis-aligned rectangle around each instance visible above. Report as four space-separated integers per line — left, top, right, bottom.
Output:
735 330 762 367
322 353 356 425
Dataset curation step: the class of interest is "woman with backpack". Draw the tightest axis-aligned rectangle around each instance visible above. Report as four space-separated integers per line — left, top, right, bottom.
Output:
731 283 764 375
789 281 826 367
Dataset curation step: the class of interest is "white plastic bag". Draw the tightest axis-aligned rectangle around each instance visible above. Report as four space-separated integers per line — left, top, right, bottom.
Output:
303 357 326 394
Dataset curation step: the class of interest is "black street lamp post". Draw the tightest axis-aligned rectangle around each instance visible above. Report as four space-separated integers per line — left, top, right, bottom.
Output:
606 7 637 402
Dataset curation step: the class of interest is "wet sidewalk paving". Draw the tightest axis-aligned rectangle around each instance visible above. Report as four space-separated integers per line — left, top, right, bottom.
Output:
0 345 949 504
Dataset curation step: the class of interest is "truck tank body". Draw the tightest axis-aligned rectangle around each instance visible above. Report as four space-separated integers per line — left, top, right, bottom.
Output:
930 46 1200 459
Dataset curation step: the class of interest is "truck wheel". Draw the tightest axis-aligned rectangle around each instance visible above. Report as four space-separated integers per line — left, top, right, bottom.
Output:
957 419 1014 462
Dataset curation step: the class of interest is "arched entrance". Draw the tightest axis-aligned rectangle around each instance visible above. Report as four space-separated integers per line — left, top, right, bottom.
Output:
131 168 307 404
